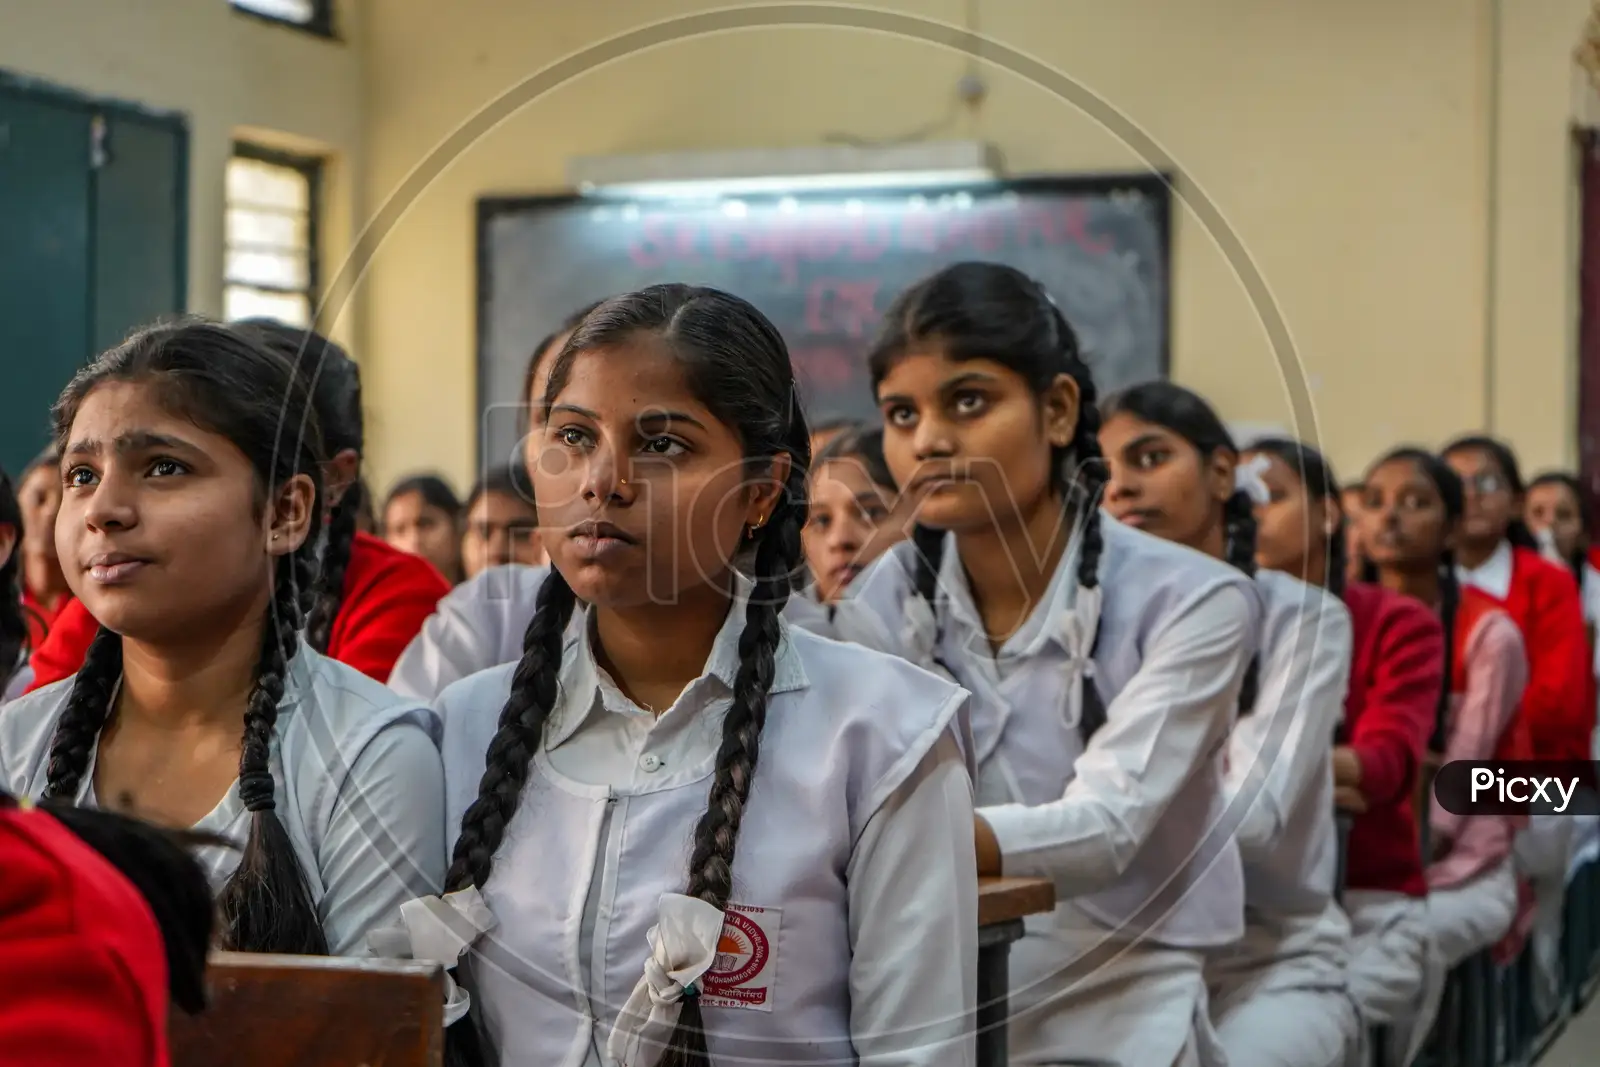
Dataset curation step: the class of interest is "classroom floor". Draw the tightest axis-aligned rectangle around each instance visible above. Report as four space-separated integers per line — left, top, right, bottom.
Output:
1542 1003 1600 1067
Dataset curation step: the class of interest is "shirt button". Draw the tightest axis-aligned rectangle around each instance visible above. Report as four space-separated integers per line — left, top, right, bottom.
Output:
640 754 663 773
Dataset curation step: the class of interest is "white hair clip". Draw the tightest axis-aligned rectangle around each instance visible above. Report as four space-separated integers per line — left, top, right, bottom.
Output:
1234 452 1272 506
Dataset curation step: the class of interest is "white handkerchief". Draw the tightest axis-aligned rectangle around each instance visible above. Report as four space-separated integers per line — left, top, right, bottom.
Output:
607 893 727 1067
365 887 497 1027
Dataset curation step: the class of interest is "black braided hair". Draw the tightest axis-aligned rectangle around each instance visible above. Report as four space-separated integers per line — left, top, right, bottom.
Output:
1366 448 1466 754
1442 434 1538 552
1527 471 1592 594
42 319 331 956
1101 381 1261 714
237 319 363 654
447 285 811 1067
1221 488 1261 710
865 263 1108 740
3 789 220 1016
0 468 32 689
1245 437 1347 597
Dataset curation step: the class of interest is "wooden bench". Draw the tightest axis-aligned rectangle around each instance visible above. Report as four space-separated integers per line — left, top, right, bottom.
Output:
169 951 446 1067
978 875 1056 1067
169 882 1056 1067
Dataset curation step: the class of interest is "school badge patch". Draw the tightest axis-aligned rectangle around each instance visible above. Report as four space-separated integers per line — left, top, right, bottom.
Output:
699 903 781 1011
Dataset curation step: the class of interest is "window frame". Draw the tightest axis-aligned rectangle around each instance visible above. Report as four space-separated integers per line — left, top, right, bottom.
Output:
225 140 323 328
229 0 335 39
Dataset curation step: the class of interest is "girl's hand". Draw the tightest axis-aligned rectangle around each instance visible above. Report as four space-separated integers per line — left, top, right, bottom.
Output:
1331 745 1363 788
975 815 1002 876
1334 785 1367 814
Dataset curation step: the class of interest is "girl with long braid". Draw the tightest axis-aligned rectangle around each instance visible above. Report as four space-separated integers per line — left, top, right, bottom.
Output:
831 262 1258 1067
23 321 451 690
0 320 445 957
1096 387 1358 1067
1358 449 1530 1046
400 286 976 1066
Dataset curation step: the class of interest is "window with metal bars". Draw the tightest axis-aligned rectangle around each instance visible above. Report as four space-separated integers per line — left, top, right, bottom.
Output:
230 0 334 37
224 143 320 328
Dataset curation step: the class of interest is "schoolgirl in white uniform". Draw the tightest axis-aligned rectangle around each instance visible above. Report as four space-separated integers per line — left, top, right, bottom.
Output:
828 262 1260 1067
0 321 445 956
1097 385 1357 1067
391 286 977 1067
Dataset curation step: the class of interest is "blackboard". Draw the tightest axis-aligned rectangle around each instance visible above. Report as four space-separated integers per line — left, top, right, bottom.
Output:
476 175 1170 471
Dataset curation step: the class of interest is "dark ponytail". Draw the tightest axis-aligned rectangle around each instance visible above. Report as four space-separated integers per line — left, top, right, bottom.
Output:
1101 381 1260 713
450 285 811 1067
238 319 364 654
42 320 331 957
867 263 1108 741
305 479 359 652
0 469 31 688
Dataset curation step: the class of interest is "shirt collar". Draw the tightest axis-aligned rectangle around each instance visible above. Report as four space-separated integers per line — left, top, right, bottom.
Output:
1457 539 1514 601
545 572 809 750
934 509 1091 661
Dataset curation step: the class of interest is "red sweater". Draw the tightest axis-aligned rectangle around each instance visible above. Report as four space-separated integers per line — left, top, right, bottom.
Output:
1340 581 1442 898
0 804 170 1067
27 533 449 690
1478 548 1592 762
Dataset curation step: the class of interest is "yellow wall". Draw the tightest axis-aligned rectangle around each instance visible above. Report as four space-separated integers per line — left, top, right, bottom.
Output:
0 0 365 349
358 0 1596 495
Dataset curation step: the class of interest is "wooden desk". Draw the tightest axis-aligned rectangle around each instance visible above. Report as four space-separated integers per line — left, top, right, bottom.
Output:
978 876 1056 1067
170 882 1056 1067
169 951 445 1067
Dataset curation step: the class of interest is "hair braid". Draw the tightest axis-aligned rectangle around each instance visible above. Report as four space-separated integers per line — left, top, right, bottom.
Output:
42 627 125 800
659 495 803 1067
1221 489 1262 713
216 560 327 955
446 568 578 893
1068 389 1110 745
305 481 360 652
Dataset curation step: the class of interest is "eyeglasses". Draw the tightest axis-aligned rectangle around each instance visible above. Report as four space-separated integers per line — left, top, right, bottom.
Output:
1462 472 1505 495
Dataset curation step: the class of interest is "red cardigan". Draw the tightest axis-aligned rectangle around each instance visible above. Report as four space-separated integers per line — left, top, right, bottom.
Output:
0 804 170 1067
1340 581 1442 898
1478 547 1592 763
26 533 448 690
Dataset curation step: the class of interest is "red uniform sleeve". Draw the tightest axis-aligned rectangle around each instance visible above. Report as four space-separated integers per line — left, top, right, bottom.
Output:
24 598 102 693
1351 596 1442 806
324 536 451 684
1519 562 1592 762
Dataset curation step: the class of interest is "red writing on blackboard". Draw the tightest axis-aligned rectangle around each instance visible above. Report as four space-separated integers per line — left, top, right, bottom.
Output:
626 201 1115 285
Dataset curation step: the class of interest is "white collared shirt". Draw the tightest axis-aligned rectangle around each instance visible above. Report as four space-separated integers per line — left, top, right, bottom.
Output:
1457 540 1514 601
437 580 976 1067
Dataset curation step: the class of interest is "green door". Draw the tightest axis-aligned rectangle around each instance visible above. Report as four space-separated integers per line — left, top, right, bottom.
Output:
93 110 187 355
0 85 93 477
0 74 186 480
